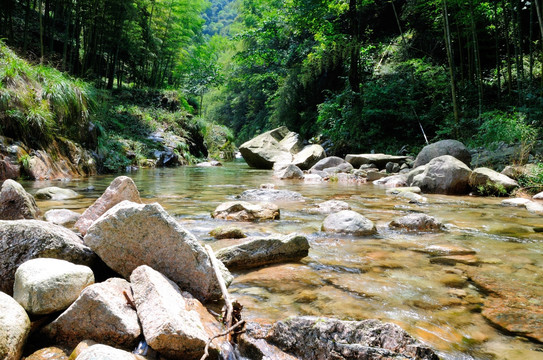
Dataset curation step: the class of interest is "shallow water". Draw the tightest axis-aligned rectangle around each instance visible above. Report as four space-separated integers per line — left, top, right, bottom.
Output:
24 161 543 360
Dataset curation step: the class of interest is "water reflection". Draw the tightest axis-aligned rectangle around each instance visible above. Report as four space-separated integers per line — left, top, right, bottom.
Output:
23 161 543 360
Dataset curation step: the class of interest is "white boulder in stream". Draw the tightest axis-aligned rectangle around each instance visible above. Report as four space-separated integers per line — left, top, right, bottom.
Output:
273 163 304 179
0 291 30 360
389 213 443 232
292 144 326 170
239 126 297 169
75 176 142 236
0 220 96 295
216 233 310 270
13 258 94 315
43 278 140 348
322 210 376 236
84 201 231 302
212 201 280 221
131 265 226 360
44 209 81 226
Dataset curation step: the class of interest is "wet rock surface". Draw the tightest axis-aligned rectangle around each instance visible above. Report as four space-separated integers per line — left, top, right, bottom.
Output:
464 265 543 343
322 210 376 236
389 213 443 232
236 189 304 202
35 187 80 200
259 316 439 360
216 233 310 269
212 201 280 221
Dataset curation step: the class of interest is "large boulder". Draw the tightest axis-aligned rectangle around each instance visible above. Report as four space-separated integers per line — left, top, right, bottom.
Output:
212 201 280 221
35 187 80 200
236 189 304 202
216 233 310 270
345 154 409 169
389 213 443 232
84 201 230 302
44 209 81 226
42 278 141 348
534 191 543 200
75 176 142 236
321 210 376 236
264 317 439 360
469 167 519 194
309 156 348 172
0 220 95 295
416 155 472 195
239 127 296 169
414 139 471 168
292 145 326 170
130 265 226 360
13 258 94 315
0 292 30 360
0 179 40 220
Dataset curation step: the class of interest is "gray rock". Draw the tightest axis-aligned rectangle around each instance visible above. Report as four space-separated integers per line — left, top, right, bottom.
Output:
239 127 295 169
345 154 409 169
292 145 326 170
274 164 304 180
13 258 94 315
0 292 30 360
417 155 472 195
386 162 401 173
526 201 543 215
366 170 388 182
196 160 222 167
44 209 81 226
322 163 353 175
533 191 543 200
501 198 532 207
303 174 323 183
43 278 140 348
236 189 304 202
396 191 427 204
373 174 408 188
75 176 142 236
130 265 225 360
501 165 525 179
0 220 95 295
389 213 443 232
279 132 304 154
35 187 80 200
74 344 143 360
216 233 310 270
469 167 519 193
264 316 439 360
209 226 246 239
386 187 422 195
322 210 376 236
406 166 426 186
414 139 471 167
212 201 280 221
309 156 347 172
84 201 230 302
309 200 350 214
0 179 40 220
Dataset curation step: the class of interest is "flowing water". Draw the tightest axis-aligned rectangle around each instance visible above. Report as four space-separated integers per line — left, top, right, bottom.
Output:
23 161 543 360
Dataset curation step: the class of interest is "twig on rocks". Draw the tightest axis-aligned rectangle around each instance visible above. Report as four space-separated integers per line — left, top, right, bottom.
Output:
123 290 137 310
199 320 246 360
205 244 234 340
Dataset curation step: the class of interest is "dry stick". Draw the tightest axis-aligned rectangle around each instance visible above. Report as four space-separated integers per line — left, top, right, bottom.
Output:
199 320 246 360
205 245 234 341
123 290 137 310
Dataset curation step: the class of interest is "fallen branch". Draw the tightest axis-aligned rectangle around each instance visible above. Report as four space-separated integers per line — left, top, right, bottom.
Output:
199 320 246 360
205 244 234 340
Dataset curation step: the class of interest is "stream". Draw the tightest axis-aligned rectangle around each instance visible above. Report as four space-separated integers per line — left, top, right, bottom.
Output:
22 161 543 360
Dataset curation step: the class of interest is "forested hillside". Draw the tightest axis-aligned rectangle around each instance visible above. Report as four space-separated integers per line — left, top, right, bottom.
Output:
205 0 543 157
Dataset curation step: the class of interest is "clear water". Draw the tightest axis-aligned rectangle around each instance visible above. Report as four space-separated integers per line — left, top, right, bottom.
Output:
24 161 543 360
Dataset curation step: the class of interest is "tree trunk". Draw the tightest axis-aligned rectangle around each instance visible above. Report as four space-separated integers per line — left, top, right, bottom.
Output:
469 0 483 117
442 0 460 138
348 0 360 93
